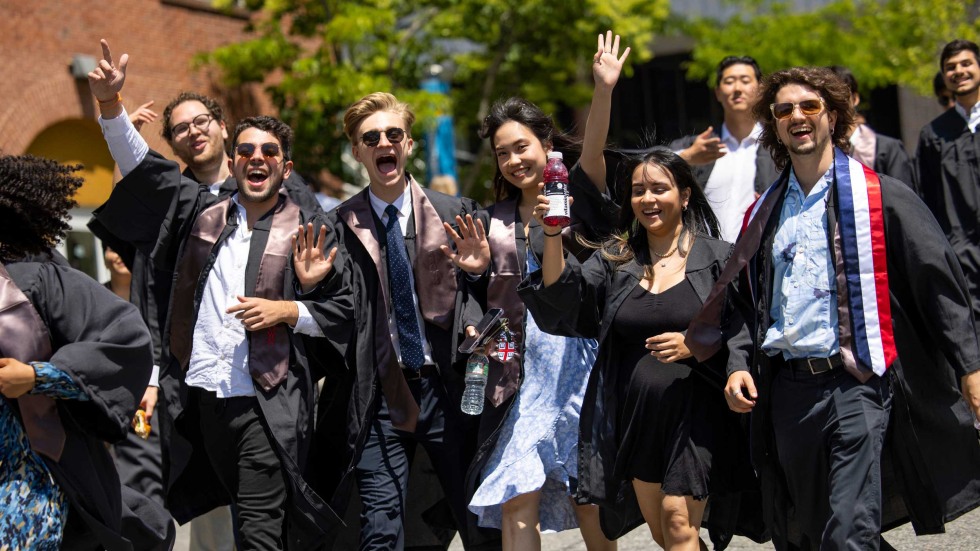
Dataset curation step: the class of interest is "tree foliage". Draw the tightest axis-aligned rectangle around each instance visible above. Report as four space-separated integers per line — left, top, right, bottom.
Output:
683 0 980 95
203 0 669 193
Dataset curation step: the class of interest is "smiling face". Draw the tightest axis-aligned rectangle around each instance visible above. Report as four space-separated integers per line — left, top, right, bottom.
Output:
631 162 690 239
944 49 980 99
493 120 551 195
773 83 837 161
229 127 291 205
715 63 760 115
351 110 414 197
168 100 228 171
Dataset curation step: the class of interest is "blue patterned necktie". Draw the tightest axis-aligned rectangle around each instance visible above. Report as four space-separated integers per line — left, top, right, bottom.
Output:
384 204 425 370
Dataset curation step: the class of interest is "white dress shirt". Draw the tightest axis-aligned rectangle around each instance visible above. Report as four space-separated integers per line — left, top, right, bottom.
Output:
368 185 436 367
954 100 980 134
704 123 762 243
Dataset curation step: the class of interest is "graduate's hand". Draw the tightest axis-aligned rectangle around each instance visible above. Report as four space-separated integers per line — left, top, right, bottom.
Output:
140 385 158 423
678 127 725 166
87 39 128 119
227 297 299 331
0 358 36 398
960 370 980 425
293 223 338 294
645 332 692 363
129 100 158 132
441 214 490 274
725 370 757 413
592 30 631 92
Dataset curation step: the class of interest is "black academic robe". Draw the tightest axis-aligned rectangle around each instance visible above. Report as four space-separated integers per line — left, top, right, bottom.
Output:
670 129 780 195
4 260 174 550
725 169 980 547
915 108 980 326
308 181 490 547
518 237 766 546
873 133 915 189
89 150 351 549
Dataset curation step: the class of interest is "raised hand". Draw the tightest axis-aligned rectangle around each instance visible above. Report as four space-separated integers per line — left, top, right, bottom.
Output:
293 222 338 293
592 30 631 91
441 214 490 274
87 39 129 103
129 101 158 132
679 126 726 166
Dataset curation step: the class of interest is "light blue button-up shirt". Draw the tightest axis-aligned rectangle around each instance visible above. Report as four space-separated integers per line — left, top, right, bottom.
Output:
762 167 839 359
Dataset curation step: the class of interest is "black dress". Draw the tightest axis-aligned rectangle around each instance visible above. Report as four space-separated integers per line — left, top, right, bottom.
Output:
612 279 730 499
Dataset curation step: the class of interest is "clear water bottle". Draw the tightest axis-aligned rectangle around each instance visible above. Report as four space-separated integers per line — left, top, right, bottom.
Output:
543 151 570 227
461 353 489 415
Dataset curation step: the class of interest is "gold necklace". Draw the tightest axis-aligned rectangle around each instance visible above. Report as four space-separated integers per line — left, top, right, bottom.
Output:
651 244 678 268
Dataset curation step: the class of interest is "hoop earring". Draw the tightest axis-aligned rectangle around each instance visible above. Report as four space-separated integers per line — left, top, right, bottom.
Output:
682 204 688 212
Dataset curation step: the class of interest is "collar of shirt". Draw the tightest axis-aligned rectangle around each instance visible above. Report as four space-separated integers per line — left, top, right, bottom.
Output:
719 122 763 150
954 100 980 133
368 182 413 235
229 193 251 235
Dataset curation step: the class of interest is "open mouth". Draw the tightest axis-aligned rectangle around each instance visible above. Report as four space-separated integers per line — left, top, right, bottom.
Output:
789 125 813 140
641 208 662 218
510 166 529 180
246 168 268 186
376 154 398 175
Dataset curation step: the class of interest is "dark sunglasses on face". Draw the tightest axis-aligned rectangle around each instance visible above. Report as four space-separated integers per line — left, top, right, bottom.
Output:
236 142 282 159
770 98 825 120
360 127 406 147
171 113 214 138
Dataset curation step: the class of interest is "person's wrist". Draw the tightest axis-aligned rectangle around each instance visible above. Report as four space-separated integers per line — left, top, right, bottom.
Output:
543 228 562 237
97 92 122 105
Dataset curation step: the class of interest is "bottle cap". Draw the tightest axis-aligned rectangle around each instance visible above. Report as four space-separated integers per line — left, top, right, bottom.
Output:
547 151 563 160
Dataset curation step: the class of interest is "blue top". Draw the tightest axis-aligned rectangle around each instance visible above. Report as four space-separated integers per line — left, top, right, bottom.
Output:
762 167 840 359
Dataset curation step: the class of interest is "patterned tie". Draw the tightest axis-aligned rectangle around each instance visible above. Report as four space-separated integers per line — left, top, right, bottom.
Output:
384 204 425 370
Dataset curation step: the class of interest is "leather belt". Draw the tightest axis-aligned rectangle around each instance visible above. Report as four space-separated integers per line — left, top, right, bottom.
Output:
787 353 844 375
402 364 438 381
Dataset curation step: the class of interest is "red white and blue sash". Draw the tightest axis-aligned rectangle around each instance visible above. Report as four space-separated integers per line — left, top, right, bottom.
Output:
740 149 896 376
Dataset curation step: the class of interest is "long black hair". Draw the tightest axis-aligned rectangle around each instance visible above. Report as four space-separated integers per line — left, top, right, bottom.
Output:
479 97 581 202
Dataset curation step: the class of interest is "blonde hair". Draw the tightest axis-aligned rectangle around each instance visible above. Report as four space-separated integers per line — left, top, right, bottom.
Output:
342 92 416 143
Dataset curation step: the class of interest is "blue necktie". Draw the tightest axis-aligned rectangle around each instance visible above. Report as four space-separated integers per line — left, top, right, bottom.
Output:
384 204 425 370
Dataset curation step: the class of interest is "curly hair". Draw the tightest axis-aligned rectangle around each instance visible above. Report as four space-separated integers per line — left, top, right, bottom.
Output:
0 155 82 262
161 91 225 143
231 116 294 161
479 97 582 202
752 66 855 170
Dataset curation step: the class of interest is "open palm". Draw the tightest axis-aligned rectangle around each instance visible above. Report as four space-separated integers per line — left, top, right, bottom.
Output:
441 214 490 274
593 30 631 90
293 223 337 293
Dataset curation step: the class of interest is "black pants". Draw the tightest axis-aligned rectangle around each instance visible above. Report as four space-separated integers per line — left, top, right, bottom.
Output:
355 374 469 551
771 366 891 550
197 391 287 551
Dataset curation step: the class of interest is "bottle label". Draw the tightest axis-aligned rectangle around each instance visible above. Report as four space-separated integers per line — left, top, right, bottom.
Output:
544 182 570 224
466 353 489 377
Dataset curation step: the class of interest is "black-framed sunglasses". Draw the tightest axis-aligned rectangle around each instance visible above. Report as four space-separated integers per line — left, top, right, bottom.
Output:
171 113 214 138
770 98 825 120
360 127 406 147
235 142 282 159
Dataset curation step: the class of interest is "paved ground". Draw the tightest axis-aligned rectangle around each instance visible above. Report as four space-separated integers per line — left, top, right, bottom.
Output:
175 506 980 549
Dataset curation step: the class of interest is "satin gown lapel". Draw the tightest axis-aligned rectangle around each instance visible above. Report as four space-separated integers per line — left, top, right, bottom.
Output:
409 177 457 330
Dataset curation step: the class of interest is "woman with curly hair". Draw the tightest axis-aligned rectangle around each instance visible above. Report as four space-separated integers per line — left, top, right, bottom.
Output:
0 154 173 550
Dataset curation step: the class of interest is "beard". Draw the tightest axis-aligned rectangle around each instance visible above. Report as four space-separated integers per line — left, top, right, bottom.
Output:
953 78 980 97
238 175 283 204
786 130 832 158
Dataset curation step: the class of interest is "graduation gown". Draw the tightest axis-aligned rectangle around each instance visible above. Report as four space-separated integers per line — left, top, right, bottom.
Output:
88 150 351 548
873 133 915 189
2 260 174 550
724 169 980 546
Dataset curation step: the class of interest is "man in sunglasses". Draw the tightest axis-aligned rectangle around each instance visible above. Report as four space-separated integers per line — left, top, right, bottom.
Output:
670 56 779 242
308 92 494 550
688 66 980 550
85 39 353 550
917 39 980 327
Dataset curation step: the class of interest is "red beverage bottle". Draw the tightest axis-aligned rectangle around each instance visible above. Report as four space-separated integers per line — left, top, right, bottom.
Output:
542 151 570 227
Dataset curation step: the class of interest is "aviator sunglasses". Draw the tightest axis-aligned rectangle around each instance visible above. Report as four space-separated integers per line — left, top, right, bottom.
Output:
360 127 406 147
236 142 282 159
770 98 825 120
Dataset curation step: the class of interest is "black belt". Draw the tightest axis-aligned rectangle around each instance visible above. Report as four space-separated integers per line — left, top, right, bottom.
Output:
402 364 438 381
787 353 844 375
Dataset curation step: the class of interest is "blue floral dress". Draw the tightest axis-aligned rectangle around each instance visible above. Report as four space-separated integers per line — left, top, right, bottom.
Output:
469 253 598 532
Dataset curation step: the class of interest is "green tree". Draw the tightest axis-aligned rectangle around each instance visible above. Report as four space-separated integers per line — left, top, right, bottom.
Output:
683 0 980 95
203 0 669 196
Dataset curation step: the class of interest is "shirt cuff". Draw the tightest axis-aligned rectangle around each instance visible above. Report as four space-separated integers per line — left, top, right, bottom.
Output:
292 301 325 337
99 106 149 176
29 362 90 401
148 364 160 387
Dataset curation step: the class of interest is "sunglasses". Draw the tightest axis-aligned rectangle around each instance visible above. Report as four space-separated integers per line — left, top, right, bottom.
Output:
236 142 282 159
770 98 826 120
360 127 406 147
171 113 214 139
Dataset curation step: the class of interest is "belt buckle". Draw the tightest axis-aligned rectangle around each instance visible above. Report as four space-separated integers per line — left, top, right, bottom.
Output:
806 357 833 374
402 367 421 381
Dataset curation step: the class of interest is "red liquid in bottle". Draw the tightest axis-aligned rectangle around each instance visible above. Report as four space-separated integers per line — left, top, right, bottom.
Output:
543 152 570 227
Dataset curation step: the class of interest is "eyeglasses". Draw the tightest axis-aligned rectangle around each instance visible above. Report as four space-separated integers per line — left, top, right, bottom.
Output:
171 113 214 138
235 142 282 159
359 127 406 147
770 98 825 120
